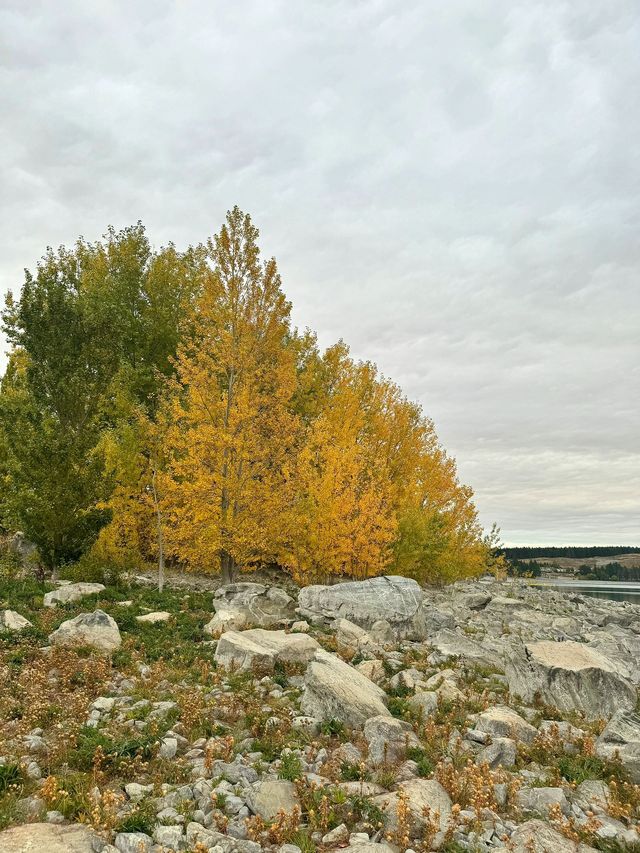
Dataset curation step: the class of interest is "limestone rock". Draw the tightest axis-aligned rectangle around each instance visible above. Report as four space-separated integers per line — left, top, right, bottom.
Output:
43 582 105 607
204 608 247 637
355 659 385 683
301 649 389 727
478 736 517 768
245 780 299 820
430 629 503 669
407 690 438 718
48 609 121 652
517 786 569 816
373 779 452 845
505 640 636 718
0 822 98 852
475 705 537 744
509 819 598 852
214 628 319 671
297 575 424 636
0 609 32 632
136 610 171 623
364 714 420 765
596 709 640 782
213 582 296 628
114 832 153 853
333 618 375 652
338 845 397 853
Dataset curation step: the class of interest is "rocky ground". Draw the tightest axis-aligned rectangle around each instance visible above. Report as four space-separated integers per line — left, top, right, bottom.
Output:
1 573 639 853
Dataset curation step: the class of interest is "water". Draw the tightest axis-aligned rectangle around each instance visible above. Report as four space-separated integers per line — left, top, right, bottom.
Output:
529 579 640 604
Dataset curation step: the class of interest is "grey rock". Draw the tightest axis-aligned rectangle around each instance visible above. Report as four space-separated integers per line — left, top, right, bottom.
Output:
43 582 105 608
373 779 452 846
478 736 516 768
48 610 121 652
301 649 389 727
596 709 640 782
213 582 296 629
364 715 420 766
505 640 636 718
407 690 438 718
509 819 598 852
114 833 153 853
0 823 98 852
153 824 185 849
245 780 299 821
214 628 319 671
517 786 569 816
475 705 538 744
297 575 424 637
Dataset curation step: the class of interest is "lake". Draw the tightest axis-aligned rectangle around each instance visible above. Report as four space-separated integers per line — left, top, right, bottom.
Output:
528 579 640 604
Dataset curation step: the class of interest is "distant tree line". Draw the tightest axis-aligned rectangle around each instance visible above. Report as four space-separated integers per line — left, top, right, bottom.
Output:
578 563 640 582
503 546 640 560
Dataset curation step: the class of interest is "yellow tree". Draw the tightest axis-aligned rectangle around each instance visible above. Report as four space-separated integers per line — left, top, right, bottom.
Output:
284 343 397 582
162 208 300 582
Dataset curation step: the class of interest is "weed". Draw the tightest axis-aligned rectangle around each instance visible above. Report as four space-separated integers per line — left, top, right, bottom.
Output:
278 752 303 782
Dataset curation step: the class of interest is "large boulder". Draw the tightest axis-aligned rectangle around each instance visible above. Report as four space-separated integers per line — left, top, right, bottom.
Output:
48 609 121 652
0 610 32 632
212 582 296 628
214 628 319 671
505 640 636 718
44 582 105 607
0 822 98 852
297 575 425 637
430 628 504 670
364 714 420 765
373 779 452 847
596 709 640 782
301 649 389 727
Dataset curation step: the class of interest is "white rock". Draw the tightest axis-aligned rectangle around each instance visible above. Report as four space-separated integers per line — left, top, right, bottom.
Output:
48 609 121 652
0 610 32 632
245 780 299 820
214 628 319 671
0 823 98 852
475 705 538 744
364 715 420 765
43 582 105 607
136 611 171 623
373 779 452 846
301 649 389 727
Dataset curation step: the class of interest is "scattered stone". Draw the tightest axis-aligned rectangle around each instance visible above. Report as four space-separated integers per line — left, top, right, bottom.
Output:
478 736 517 768
245 780 299 821
301 649 389 727
509 819 598 852
0 610 32 632
114 832 153 853
135 611 171 623
214 628 319 671
407 690 438 717
517 786 569 816
373 779 452 846
213 582 297 628
48 609 121 652
505 640 636 718
355 659 385 683
43 582 105 607
596 709 640 782
204 608 247 637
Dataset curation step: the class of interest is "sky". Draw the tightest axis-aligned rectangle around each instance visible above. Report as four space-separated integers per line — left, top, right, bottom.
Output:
1 0 639 546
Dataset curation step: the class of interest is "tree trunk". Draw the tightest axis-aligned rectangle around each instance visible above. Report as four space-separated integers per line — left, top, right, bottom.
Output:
220 550 236 585
151 466 165 593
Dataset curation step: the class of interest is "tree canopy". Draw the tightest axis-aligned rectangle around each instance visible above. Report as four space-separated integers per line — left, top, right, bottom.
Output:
0 207 497 584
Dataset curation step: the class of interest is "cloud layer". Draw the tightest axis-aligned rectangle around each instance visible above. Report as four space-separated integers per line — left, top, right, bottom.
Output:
1 0 639 544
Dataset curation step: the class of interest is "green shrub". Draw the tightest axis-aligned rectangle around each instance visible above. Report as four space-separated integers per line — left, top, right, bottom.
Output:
0 763 22 794
278 752 303 781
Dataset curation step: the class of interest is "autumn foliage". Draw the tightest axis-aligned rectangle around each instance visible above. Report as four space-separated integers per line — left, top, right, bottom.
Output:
1 207 496 584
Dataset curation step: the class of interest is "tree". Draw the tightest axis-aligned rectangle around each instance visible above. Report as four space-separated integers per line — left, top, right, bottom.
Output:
162 207 300 582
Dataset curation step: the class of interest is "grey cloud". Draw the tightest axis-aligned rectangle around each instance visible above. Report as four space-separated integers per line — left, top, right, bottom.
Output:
0 0 638 545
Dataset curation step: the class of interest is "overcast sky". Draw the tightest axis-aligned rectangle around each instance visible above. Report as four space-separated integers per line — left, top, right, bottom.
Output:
1 0 639 546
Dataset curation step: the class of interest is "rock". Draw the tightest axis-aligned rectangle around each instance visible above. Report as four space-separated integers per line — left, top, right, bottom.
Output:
136 611 171 623
364 715 420 765
213 582 296 628
517 786 569 816
322 824 349 845
460 592 492 610
245 780 299 820
291 620 310 632
475 705 538 744
153 824 185 848
509 819 598 852
390 668 427 692
48 609 121 652
43 582 105 607
297 576 425 637
0 610 32 632
373 779 452 846
596 709 640 782
338 845 396 853
301 649 389 727
478 736 516 768
333 618 374 652
355 659 385 683
407 690 438 718
572 780 610 814
125 782 153 801
160 736 178 759
214 629 319 671
429 629 503 669
505 640 636 718
369 619 395 644
0 822 98 852
204 608 247 637
114 832 153 853
338 781 387 796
